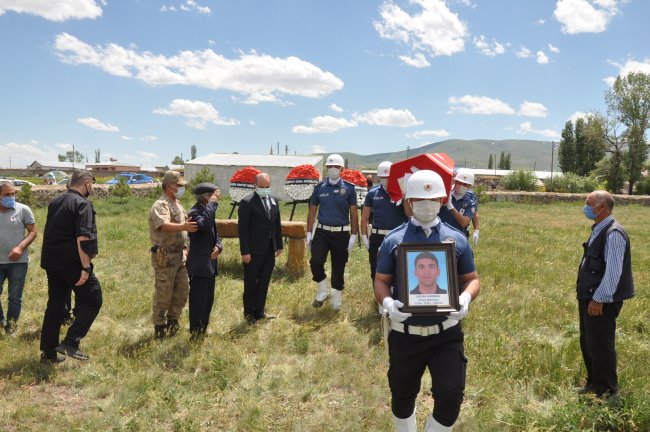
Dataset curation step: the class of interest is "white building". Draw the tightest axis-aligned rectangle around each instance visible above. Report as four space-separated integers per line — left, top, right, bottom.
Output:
184 153 323 201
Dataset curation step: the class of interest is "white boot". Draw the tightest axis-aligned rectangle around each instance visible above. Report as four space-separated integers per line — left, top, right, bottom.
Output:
330 289 342 310
393 409 416 432
312 279 330 307
424 415 451 432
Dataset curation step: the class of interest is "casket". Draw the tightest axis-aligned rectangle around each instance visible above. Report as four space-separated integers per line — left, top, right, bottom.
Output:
386 153 455 204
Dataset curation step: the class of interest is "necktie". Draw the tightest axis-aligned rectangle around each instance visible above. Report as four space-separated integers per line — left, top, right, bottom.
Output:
423 227 431 237
263 197 271 217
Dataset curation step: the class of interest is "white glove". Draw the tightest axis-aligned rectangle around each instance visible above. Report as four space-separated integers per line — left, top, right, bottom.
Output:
382 297 412 323
448 291 472 320
446 190 454 210
306 232 312 247
473 230 479 246
377 303 386 315
362 234 370 250
347 235 357 252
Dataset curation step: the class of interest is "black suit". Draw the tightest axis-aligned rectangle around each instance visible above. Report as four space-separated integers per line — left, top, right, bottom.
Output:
238 192 283 319
186 200 223 335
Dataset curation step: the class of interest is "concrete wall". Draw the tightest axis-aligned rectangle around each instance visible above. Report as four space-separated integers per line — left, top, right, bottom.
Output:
185 164 317 202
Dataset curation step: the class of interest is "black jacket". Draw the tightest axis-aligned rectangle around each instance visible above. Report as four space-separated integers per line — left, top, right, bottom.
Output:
238 192 283 256
187 200 223 277
576 219 634 302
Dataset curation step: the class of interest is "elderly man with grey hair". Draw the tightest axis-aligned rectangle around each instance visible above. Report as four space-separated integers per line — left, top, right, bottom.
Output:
186 182 223 338
0 180 37 335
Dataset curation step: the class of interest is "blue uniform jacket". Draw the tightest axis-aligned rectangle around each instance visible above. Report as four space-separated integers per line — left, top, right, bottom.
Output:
187 200 223 278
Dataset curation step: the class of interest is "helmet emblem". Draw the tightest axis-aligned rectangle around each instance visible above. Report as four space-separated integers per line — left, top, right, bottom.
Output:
423 183 432 192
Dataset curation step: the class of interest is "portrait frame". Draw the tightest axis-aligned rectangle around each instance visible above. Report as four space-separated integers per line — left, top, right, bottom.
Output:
396 242 460 315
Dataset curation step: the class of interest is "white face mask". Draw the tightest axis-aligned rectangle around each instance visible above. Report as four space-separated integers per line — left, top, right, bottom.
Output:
174 186 185 199
380 178 388 188
453 185 468 198
257 187 271 197
411 200 441 224
327 167 341 180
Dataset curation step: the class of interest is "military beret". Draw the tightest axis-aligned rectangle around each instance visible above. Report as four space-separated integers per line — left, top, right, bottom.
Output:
193 182 219 194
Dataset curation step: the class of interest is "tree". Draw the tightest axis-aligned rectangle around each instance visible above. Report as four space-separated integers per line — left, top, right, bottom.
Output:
95 149 101 163
505 153 512 170
592 113 627 193
191 145 197 160
558 121 576 174
488 154 493 169
58 150 85 163
171 155 184 165
606 72 650 194
583 116 607 175
574 118 589 175
498 151 506 169
269 145 273 155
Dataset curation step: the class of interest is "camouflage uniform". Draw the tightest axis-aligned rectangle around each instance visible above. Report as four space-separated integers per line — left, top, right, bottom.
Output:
149 193 189 326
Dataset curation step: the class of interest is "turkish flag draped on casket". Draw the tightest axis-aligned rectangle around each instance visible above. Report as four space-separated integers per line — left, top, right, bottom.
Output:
386 153 455 204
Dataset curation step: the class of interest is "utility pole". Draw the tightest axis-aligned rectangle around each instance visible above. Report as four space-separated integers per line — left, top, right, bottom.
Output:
72 144 75 169
277 141 280 156
406 146 410 159
550 141 555 190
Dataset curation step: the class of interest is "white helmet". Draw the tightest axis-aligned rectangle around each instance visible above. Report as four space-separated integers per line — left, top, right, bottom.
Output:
377 161 392 178
405 170 446 199
326 154 344 167
454 168 474 186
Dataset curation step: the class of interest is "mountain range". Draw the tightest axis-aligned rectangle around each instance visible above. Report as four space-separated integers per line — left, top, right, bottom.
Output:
323 139 560 172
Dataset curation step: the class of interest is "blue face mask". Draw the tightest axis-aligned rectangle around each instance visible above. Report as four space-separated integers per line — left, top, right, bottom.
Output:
174 186 185 199
257 187 271 197
583 204 598 220
2 196 16 208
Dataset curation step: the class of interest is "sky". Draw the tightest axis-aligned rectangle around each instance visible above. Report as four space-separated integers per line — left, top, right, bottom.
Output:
1 0 650 169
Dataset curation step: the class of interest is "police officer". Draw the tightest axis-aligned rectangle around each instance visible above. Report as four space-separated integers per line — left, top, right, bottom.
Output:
39 170 102 362
361 161 408 281
306 154 358 310
374 170 480 431
438 168 478 239
186 183 223 339
149 171 198 339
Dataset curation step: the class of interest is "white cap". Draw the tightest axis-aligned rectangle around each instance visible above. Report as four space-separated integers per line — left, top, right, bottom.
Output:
405 170 446 199
454 168 474 186
377 161 392 178
326 154 345 167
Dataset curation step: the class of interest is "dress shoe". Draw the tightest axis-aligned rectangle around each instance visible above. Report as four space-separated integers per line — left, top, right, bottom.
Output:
255 313 276 321
55 343 90 361
245 315 257 325
166 319 180 337
155 325 167 339
40 352 66 364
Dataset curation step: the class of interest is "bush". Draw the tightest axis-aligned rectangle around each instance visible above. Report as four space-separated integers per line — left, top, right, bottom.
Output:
16 183 36 207
501 170 538 191
189 168 216 189
109 176 132 201
546 173 603 193
634 176 650 195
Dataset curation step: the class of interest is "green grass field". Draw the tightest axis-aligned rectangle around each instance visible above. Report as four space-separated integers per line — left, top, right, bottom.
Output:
0 195 648 431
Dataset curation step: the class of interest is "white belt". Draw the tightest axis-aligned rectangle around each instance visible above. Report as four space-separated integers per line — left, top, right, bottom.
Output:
390 319 458 336
372 228 392 235
317 223 350 232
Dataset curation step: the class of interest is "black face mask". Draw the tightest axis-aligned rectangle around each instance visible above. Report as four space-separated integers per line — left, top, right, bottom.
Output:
83 182 91 198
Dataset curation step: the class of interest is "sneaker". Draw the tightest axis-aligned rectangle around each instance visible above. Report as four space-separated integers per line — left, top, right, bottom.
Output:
40 352 66 364
5 322 17 336
55 343 90 361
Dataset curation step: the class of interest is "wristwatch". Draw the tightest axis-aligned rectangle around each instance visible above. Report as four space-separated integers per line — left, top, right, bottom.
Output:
82 266 92 273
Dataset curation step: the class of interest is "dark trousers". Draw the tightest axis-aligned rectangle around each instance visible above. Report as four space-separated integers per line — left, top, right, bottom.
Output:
309 229 349 290
387 325 466 427
188 275 216 334
368 233 385 281
579 300 623 395
243 250 275 318
40 268 103 355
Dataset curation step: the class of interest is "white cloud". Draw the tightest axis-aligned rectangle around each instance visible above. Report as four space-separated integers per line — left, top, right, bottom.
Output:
518 101 548 117
568 111 591 123
407 129 450 139
354 108 423 127
77 117 120 132
162 1 210 14
516 46 532 58
399 53 431 68
249 120 256 126
474 35 506 57
0 140 59 168
137 151 158 161
554 0 620 34
329 103 344 113
536 50 549 64
121 136 134 141
535 19 546 25
605 58 650 85
448 95 515 115
0 0 102 21
153 99 239 129
292 116 358 134
311 145 326 154
548 43 560 53
141 136 158 141
54 33 344 104
374 0 468 62
56 143 74 151
517 121 559 138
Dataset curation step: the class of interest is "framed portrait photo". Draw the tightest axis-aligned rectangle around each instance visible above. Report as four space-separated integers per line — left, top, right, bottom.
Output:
396 242 460 315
